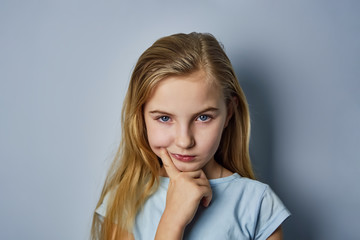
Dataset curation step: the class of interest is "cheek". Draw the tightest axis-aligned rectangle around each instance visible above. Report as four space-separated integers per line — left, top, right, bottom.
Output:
198 125 224 155
146 125 172 152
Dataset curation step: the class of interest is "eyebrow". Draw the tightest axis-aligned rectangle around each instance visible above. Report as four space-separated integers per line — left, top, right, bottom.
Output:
148 107 220 116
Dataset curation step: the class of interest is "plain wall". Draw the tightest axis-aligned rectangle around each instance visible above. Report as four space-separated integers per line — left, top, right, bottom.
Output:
1 1 359 239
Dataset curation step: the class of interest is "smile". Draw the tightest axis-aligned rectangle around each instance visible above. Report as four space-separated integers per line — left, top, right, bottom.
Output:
170 153 196 162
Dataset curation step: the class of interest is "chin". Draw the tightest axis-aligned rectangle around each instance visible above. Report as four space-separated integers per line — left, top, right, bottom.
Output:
173 161 200 172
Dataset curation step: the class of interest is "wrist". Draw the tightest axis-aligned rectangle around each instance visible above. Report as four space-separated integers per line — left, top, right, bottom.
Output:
155 211 185 240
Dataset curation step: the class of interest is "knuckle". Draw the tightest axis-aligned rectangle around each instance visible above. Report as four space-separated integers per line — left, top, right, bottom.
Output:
193 186 203 196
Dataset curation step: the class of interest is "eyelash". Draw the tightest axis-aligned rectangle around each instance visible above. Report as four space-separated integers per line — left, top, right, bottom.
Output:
156 115 213 123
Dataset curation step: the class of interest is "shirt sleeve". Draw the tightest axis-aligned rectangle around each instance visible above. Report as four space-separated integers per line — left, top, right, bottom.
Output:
95 191 111 218
254 185 291 240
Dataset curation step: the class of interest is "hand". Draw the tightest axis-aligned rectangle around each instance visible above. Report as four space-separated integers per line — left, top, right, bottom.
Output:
159 148 212 228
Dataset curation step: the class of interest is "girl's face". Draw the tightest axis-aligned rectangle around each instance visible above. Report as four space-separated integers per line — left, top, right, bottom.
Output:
144 70 232 178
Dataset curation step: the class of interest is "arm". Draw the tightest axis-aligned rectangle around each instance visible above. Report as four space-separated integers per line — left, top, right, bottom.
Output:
155 149 212 240
155 211 185 240
267 226 283 240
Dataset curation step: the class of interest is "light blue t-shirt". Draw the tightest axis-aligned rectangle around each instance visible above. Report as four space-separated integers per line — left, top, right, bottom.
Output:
96 173 290 240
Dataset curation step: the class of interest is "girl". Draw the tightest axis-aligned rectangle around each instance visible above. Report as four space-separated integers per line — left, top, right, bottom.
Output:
91 32 290 240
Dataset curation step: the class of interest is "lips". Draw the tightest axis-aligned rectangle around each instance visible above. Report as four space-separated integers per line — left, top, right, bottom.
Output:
170 153 196 162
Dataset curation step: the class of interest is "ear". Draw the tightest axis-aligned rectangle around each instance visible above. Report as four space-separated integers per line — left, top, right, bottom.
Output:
224 96 238 128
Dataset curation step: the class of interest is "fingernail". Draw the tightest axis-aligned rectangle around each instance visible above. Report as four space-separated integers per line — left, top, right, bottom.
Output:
201 198 209 207
161 148 168 155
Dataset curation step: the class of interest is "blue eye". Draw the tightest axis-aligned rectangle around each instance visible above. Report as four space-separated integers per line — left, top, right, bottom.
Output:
198 115 210 122
159 116 170 122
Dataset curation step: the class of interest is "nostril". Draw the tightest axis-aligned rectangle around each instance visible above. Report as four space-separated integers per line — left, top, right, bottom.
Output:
175 135 195 149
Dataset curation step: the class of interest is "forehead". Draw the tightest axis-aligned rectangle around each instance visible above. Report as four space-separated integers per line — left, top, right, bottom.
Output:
145 70 225 112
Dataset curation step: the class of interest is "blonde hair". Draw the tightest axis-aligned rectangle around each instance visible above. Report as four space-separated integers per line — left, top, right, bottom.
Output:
91 32 255 239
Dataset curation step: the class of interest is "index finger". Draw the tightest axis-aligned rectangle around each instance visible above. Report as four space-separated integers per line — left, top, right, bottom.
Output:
159 148 180 178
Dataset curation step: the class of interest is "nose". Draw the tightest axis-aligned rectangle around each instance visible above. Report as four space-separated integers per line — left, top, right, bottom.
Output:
175 124 195 149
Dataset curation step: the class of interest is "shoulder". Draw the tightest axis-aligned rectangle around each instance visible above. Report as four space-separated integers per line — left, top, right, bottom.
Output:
223 174 290 217
209 174 274 220
211 173 269 199
235 177 290 239
233 177 273 203
210 174 290 239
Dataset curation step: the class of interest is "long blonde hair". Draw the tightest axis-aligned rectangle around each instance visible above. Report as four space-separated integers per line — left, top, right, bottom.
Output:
91 32 255 239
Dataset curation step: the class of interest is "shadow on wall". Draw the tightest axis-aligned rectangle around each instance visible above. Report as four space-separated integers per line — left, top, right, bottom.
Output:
234 60 275 185
233 57 315 240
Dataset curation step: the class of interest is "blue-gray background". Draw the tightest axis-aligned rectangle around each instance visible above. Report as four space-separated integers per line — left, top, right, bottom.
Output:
1 1 359 239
